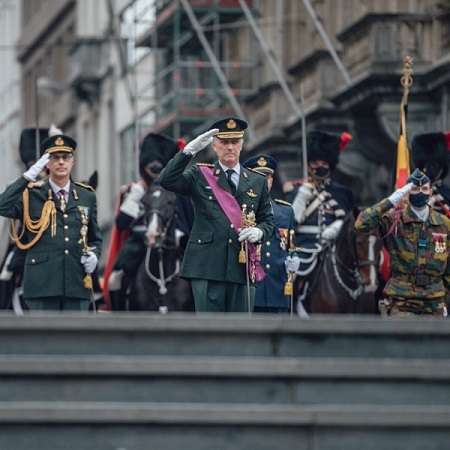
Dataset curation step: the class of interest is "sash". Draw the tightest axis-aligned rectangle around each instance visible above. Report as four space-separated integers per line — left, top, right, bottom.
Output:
199 166 265 282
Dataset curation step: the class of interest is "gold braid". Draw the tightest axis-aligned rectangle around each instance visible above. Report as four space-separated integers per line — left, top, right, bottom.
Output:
9 188 57 250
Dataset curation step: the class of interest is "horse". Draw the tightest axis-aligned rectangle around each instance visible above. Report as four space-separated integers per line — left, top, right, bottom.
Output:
128 183 194 312
297 207 384 315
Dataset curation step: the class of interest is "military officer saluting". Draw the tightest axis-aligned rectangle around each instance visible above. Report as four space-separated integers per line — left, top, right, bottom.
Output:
243 155 295 314
159 117 274 313
0 134 102 311
356 168 450 317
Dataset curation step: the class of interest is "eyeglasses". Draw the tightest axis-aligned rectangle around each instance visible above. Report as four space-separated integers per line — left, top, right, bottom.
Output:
49 154 73 162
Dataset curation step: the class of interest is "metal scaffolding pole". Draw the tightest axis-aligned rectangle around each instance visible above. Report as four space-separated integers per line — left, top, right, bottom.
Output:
301 0 352 86
179 0 256 144
237 0 303 120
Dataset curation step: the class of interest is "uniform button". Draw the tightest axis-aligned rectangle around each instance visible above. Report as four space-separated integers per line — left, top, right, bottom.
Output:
65 237 69 242
266 252 270 257
266 264 270 269
266 241 271 246
31 259 36 264
63 214 68 219
208 196 213 200
64 250 69 255
64 225 69 230
228 239 232 244
198 239 202 244
230 224 234 228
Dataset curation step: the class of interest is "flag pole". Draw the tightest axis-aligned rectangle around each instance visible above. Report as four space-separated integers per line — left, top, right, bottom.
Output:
395 56 414 189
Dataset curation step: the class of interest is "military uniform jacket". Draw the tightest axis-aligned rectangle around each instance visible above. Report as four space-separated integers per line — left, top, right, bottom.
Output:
355 198 450 301
0 177 102 300
159 152 274 285
287 180 355 248
256 199 295 309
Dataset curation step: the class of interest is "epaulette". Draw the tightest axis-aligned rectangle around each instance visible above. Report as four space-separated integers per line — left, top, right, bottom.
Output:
274 198 291 206
247 167 266 176
27 182 43 189
283 179 306 193
196 163 214 167
74 181 94 192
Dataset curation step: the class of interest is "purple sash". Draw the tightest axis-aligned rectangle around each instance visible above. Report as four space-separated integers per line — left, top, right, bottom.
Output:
199 166 265 282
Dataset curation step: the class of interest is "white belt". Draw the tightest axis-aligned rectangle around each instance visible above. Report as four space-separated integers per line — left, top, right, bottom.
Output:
297 225 320 234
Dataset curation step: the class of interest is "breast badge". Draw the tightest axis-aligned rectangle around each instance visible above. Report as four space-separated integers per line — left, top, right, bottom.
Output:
432 233 446 253
246 189 257 198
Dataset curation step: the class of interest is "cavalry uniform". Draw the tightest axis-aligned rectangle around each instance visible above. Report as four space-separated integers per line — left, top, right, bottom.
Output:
0 177 102 305
286 179 354 268
356 198 450 316
159 137 274 313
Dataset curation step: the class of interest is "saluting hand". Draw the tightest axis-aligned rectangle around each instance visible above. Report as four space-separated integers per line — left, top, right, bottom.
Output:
183 129 219 155
23 153 50 182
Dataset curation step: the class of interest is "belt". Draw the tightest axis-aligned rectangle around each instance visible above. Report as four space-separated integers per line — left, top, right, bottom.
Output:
296 225 320 234
391 272 441 287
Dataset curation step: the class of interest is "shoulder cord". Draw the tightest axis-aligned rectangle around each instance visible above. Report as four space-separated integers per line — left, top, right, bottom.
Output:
381 205 401 239
9 189 57 250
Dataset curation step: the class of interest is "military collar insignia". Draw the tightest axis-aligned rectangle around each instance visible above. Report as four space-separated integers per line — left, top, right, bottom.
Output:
215 168 221 175
72 188 79 200
246 189 257 198
243 172 248 178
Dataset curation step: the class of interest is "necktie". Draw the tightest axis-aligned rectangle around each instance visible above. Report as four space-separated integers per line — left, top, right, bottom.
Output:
58 189 67 212
226 169 236 195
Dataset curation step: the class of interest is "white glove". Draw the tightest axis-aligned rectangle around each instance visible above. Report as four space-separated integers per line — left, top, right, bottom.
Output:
238 227 263 243
119 182 145 219
80 251 98 274
285 255 301 273
23 153 50 181
321 219 344 241
291 184 314 223
387 182 413 206
183 129 219 155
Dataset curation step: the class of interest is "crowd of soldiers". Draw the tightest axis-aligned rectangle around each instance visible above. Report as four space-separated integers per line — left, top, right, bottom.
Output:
0 118 449 317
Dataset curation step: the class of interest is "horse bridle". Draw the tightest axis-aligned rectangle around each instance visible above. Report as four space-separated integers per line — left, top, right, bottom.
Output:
330 226 380 300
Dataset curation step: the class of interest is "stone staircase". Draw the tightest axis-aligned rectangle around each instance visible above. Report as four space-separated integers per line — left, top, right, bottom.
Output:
0 313 449 450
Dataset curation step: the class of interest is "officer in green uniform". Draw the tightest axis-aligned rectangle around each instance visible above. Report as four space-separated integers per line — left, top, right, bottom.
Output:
355 168 450 317
0 134 102 311
159 117 274 313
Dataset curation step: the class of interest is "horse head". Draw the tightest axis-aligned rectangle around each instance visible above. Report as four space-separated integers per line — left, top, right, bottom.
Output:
347 207 383 293
142 183 177 247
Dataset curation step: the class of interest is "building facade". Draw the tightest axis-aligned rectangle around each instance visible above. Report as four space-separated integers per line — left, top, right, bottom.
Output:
11 0 450 271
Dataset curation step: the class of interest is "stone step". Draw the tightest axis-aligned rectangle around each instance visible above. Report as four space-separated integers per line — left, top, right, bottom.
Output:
1 402 449 450
1 355 449 405
1 313 449 359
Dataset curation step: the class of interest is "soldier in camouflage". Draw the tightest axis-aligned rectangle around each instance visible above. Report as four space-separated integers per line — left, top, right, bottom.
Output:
355 168 450 317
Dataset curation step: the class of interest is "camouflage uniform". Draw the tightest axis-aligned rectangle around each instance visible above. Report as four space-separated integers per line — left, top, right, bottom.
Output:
355 198 450 315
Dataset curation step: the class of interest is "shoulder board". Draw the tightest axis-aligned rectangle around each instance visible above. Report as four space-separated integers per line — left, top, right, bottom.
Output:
196 163 214 167
274 198 291 206
74 181 94 192
27 182 43 189
247 167 266 176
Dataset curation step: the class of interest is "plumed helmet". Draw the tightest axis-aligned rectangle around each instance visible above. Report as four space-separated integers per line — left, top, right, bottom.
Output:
19 128 49 166
411 132 450 180
306 130 352 170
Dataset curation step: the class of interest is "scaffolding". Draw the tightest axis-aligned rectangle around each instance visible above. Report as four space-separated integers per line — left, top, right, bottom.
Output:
130 0 260 141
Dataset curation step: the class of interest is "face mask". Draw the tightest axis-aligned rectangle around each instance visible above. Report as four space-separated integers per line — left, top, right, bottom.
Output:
311 167 330 179
147 162 163 174
409 192 429 208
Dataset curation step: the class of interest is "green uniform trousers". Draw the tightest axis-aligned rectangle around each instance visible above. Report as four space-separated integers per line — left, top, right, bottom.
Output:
191 279 255 313
25 297 90 311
